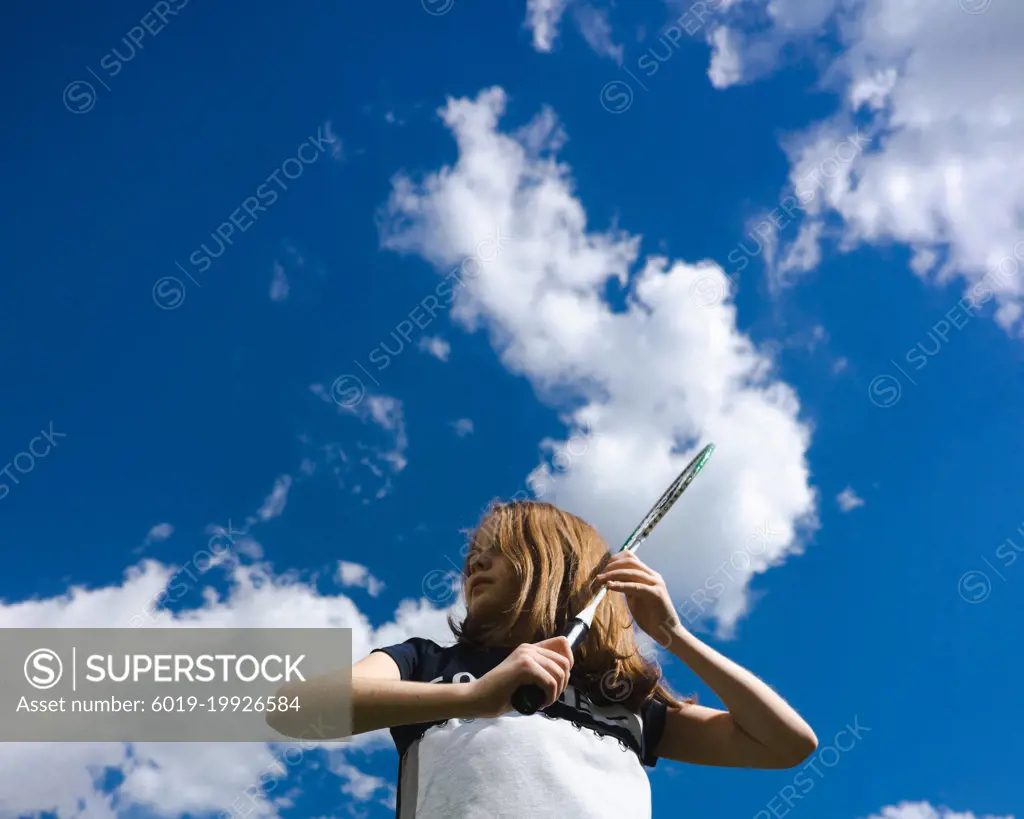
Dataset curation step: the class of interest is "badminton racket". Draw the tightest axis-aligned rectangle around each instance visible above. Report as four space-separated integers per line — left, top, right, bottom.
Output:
511 442 715 715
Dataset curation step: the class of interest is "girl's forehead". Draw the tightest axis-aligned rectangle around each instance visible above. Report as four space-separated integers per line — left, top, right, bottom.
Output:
470 520 506 551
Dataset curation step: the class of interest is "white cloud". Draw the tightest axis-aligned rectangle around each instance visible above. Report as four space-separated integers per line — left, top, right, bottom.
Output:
707 25 743 89
145 523 174 544
419 335 451 361
342 394 410 500
526 0 572 51
270 261 290 301
329 759 392 804
571 3 623 63
337 560 386 597
836 486 864 512
525 0 622 62
0 555 457 819
450 418 474 437
258 475 293 521
380 87 818 634
863 802 1014 819
706 0 1024 333
307 388 410 498
360 395 409 476
322 120 344 162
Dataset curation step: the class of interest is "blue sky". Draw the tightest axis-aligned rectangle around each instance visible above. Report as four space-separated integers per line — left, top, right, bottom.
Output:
1 0 1022 818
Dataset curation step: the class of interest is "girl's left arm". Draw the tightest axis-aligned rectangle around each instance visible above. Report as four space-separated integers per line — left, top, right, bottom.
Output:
596 551 817 769
655 625 818 768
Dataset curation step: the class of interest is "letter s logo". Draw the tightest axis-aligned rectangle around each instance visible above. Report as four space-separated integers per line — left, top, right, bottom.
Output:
24 649 63 689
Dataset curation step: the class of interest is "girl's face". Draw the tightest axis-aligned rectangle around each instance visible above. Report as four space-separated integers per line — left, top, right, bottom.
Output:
465 539 518 617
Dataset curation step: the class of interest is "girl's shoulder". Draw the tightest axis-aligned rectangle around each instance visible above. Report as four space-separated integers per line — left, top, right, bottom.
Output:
373 636 478 682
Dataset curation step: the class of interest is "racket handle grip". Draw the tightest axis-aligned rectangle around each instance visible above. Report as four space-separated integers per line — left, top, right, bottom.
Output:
510 683 546 715
511 618 591 715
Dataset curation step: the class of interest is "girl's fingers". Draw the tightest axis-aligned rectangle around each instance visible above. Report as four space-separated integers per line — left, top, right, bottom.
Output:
601 566 656 579
602 553 650 568
604 553 655 574
533 645 573 673
535 637 575 666
521 658 560 706
525 655 570 705
605 581 652 593
597 568 658 586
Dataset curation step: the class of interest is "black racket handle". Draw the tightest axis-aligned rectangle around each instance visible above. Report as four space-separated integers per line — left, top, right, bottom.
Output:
509 682 546 715
511 618 590 715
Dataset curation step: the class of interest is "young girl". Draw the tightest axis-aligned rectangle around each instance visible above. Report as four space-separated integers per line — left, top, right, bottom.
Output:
270 500 817 818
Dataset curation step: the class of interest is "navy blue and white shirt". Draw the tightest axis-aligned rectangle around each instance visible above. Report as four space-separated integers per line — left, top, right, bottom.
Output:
372 638 668 819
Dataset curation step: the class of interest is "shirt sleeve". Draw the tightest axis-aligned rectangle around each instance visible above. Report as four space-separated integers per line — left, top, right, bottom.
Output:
370 637 439 682
640 697 669 767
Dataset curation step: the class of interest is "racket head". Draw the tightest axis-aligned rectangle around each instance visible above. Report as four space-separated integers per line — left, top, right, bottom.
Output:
619 442 715 553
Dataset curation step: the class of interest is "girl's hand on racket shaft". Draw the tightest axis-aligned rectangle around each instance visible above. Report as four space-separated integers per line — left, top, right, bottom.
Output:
464 637 574 718
595 551 680 641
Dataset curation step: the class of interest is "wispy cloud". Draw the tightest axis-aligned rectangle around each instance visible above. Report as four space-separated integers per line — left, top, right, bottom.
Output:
450 418 474 437
572 3 623 63
525 0 623 62
144 522 174 544
419 336 451 362
322 120 344 162
307 386 410 499
863 802 1014 819
362 395 409 476
270 261 290 301
337 560 386 597
526 0 572 51
257 475 292 521
837 486 864 512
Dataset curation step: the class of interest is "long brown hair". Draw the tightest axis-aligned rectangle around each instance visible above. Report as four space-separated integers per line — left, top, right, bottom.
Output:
449 499 688 712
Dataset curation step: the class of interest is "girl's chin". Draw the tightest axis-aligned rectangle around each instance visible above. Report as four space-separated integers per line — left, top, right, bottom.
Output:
467 590 501 613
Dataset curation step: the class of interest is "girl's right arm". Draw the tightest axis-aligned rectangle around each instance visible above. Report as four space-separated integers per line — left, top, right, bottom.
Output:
265 638 574 740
